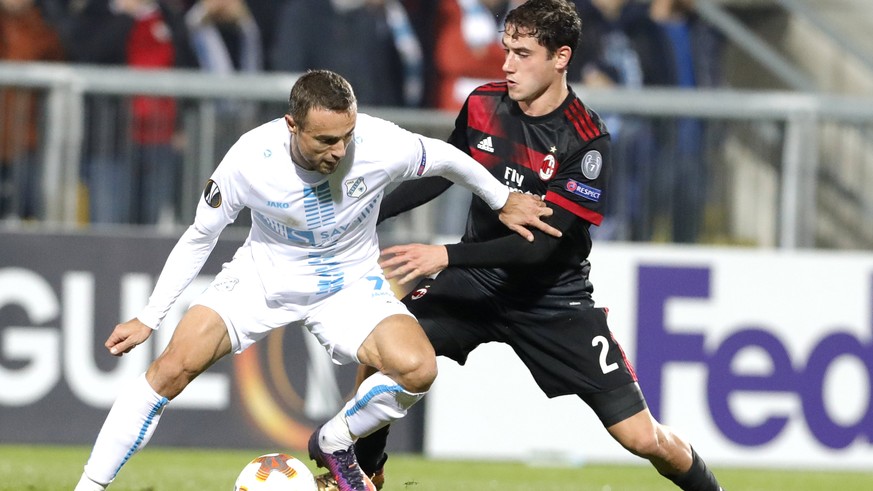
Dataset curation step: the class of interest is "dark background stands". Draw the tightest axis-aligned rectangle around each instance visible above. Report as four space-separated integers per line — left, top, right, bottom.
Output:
269 0 422 108
64 0 197 225
0 0 65 220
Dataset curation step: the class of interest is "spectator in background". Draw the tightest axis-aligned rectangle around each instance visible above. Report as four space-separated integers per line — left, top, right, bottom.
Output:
185 0 262 75
431 0 516 111
649 0 724 243
425 0 521 237
396 0 438 106
232 0 278 68
173 0 275 64
185 0 264 151
270 0 423 108
573 0 671 241
0 0 65 221
65 0 197 226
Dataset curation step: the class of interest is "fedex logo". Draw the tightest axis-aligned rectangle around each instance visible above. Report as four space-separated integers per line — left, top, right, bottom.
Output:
636 265 873 450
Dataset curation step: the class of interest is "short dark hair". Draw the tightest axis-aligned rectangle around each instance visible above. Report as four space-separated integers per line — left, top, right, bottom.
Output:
504 0 582 62
287 70 357 130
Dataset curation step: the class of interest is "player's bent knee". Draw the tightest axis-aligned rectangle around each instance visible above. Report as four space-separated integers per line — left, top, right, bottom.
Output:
146 358 201 400
391 354 437 393
414 357 438 391
146 365 182 399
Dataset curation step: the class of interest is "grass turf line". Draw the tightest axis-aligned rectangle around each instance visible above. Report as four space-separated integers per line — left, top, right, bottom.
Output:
3 444 873 491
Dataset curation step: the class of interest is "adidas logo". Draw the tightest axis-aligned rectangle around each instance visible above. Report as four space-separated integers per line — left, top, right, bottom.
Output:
476 136 494 153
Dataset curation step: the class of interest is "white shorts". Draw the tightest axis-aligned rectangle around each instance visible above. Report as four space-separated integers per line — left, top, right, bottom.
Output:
192 251 413 365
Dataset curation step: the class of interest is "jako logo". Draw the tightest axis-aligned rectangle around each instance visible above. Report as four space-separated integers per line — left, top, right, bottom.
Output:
267 201 290 209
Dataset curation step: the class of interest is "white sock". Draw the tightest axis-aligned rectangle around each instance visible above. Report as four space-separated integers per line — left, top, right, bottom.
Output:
348 372 424 438
317 372 426 454
74 473 106 491
80 373 169 487
318 399 356 454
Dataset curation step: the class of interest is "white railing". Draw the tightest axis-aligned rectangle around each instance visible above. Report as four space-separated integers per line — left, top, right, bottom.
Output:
3 61 873 249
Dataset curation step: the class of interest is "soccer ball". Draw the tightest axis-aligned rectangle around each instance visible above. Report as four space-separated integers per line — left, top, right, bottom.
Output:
234 453 317 491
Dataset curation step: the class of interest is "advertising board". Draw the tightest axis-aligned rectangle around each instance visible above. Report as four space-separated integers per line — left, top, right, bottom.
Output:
0 230 422 452
425 244 873 469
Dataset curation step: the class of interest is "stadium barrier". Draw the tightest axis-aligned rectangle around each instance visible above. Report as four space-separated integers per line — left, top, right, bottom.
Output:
3 61 873 248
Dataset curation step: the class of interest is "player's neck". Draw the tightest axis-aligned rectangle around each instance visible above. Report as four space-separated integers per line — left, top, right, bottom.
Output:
288 134 314 172
518 79 569 117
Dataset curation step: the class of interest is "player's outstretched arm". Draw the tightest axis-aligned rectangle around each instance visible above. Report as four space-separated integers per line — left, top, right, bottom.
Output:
498 193 562 242
105 318 154 357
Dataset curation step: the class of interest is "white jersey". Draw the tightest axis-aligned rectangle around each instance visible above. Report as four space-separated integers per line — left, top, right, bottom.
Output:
138 114 510 329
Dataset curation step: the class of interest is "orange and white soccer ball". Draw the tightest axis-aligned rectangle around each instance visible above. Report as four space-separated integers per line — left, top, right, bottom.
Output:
234 453 317 491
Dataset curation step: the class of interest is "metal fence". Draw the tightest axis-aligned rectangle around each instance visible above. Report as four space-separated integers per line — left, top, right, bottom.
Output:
2 61 873 249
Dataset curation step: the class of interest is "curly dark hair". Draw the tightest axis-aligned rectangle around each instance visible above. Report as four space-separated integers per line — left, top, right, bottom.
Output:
504 0 582 61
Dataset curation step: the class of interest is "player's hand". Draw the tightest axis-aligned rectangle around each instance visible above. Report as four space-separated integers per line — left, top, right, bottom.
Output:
105 318 154 356
380 243 448 285
498 193 562 242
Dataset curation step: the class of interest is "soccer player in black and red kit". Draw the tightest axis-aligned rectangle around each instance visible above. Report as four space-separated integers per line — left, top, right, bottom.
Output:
324 1 726 490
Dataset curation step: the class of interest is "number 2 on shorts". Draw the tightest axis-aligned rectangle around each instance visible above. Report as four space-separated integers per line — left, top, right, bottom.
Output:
592 335 619 374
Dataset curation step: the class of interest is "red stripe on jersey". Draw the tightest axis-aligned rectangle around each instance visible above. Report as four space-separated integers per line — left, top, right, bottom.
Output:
474 81 507 93
572 100 601 139
545 190 603 226
470 147 503 169
565 100 601 141
582 109 602 138
467 84 508 138
468 103 507 139
513 141 548 173
564 104 591 140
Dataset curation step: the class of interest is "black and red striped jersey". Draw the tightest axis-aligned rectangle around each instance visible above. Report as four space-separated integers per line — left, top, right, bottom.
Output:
447 82 611 297
451 82 610 231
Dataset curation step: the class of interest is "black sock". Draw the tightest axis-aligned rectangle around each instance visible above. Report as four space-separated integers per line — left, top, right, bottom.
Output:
354 425 390 476
662 447 723 491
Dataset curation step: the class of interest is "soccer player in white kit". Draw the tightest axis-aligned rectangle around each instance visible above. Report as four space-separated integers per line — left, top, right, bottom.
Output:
73 70 559 491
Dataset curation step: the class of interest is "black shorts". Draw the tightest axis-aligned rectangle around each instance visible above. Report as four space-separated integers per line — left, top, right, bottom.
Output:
403 268 647 427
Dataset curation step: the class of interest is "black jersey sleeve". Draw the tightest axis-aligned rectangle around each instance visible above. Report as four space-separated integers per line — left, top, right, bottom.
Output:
545 134 611 226
444 204 590 267
377 177 454 224
447 101 471 152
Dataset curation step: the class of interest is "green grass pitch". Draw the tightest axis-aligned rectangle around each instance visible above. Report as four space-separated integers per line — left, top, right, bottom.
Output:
3 444 872 490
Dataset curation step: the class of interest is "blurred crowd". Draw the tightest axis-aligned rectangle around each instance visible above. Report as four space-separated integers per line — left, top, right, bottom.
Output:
1 0 725 242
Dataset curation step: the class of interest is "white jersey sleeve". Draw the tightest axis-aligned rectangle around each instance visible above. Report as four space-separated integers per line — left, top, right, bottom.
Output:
363 115 508 210
137 137 250 329
416 135 509 210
